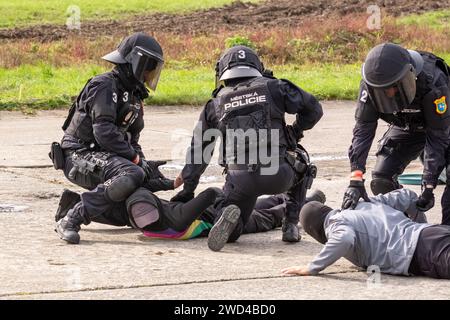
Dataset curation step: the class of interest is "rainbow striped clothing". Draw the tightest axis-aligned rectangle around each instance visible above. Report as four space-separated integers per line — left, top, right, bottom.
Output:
142 220 213 240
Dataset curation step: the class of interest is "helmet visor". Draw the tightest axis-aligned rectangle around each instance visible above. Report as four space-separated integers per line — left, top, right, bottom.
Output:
126 46 164 90
367 68 417 113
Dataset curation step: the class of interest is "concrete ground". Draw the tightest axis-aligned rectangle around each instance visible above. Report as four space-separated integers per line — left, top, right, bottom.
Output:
0 101 449 300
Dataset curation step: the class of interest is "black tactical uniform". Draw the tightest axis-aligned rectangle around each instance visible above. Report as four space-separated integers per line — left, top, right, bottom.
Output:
53 33 168 244
344 43 450 225
172 46 323 250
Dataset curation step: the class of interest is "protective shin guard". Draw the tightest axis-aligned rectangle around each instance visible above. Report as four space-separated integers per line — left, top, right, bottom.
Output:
370 177 400 195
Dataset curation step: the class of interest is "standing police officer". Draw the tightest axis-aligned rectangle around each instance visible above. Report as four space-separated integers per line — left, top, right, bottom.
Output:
54 32 172 244
172 46 323 251
342 43 450 225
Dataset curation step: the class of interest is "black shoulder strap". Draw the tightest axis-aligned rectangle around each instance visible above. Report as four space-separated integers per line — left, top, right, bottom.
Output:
61 78 92 131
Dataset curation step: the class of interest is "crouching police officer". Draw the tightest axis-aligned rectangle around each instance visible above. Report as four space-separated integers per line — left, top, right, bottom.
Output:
50 32 174 244
172 45 323 250
342 43 450 225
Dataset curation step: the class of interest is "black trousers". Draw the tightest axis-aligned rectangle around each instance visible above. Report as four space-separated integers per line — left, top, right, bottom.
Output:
96 188 218 231
215 162 298 242
408 225 450 279
373 126 450 225
200 194 286 234
63 150 145 224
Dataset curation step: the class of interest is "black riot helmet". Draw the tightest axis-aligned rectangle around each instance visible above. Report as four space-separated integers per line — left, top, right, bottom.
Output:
215 45 264 87
362 43 423 113
102 32 164 91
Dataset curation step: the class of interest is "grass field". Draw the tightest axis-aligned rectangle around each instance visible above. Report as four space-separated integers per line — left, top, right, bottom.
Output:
0 0 258 28
1 53 449 111
397 9 450 30
0 8 449 110
0 63 364 110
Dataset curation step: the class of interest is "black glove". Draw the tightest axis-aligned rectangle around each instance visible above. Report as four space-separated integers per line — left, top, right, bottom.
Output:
170 189 195 203
416 187 435 211
341 180 370 210
140 160 167 181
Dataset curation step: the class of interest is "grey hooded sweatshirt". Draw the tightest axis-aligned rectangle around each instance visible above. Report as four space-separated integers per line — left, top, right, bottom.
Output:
308 189 431 275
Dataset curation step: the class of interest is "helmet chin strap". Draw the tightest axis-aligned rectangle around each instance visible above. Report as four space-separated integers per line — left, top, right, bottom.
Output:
114 64 149 99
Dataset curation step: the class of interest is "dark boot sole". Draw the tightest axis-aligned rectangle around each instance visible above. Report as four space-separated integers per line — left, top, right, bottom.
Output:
306 190 326 204
208 205 241 252
55 223 80 244
282 233 301 243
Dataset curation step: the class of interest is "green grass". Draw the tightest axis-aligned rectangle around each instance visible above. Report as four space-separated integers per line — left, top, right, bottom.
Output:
274 64 361 100
1 52 448 110
0 63 363 110
0 0 258 29
397 9 450 30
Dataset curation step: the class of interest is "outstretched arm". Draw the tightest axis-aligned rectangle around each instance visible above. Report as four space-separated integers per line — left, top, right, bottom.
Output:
282 223 356 276
171 101 218 202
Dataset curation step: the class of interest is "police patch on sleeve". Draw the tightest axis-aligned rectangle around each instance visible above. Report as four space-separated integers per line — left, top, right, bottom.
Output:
434 96 447 114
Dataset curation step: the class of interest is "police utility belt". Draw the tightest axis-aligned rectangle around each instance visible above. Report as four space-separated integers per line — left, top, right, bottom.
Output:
226 153 307 174
67 148 109 180
48 139 98 171
225 156 286 172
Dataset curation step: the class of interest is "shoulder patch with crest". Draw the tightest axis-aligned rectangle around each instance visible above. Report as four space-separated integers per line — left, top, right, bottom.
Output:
434 96 447 114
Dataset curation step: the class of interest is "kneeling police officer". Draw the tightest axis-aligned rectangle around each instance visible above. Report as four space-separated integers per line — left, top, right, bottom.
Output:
172 45 323 250
51 32 173 244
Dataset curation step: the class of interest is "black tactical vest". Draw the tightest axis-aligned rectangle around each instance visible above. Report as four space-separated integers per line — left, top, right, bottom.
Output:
63 72 143 148
213 77 287 165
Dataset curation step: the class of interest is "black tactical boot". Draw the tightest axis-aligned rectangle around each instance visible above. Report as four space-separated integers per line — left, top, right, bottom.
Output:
305 189 326 204
282 220 301 243
208 205 241 252
55 189 81 222
55 203 84 244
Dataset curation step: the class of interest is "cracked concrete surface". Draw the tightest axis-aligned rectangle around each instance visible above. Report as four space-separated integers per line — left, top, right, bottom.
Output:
0 102 449 300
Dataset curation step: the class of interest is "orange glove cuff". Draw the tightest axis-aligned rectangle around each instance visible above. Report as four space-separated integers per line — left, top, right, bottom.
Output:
350 170 364 180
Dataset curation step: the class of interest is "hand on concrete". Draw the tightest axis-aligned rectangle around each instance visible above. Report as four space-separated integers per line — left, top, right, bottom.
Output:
281 266 312 276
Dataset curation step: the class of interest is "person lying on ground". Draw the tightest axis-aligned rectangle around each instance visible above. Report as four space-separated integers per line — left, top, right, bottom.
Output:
282 188 450 279
55 187 325 242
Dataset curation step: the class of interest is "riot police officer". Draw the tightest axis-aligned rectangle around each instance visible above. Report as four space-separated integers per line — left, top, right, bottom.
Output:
342 43 450 225
54 32 173 244
172 45 323 251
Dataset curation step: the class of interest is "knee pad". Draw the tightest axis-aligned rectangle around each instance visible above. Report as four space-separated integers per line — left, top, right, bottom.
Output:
370 177 399 195
130 165 146 185
104 173 139 202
